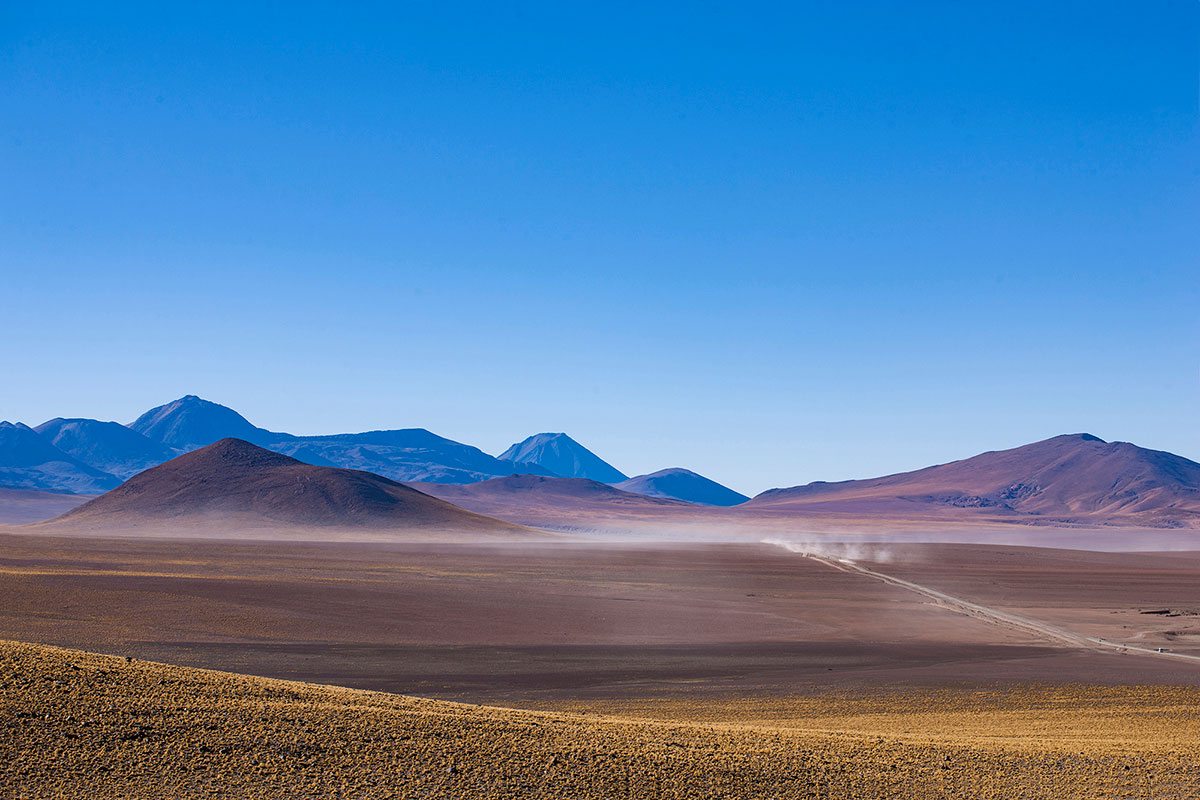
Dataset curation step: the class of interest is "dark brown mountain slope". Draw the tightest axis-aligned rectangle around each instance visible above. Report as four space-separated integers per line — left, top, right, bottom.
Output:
43 438 535 535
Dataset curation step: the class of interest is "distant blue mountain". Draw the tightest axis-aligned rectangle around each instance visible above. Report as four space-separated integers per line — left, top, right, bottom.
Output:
3 395 613 494
35 417 179 479
0 421 121 494
499 432 627 482
271 429 556 484
129 395 278 450
615 468 748 507
126 395 554 485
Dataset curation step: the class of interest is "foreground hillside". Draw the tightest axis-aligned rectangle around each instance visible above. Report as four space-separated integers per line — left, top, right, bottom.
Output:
3 640 1200 799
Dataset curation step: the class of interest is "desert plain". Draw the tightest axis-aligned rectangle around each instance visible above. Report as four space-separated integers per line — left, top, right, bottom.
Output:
3 522 1200 797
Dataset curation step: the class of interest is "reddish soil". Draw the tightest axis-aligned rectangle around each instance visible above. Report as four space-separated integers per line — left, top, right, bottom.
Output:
1 533 1198 704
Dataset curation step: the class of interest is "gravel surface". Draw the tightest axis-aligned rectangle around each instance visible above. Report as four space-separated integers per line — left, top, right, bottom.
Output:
4 640 1200 798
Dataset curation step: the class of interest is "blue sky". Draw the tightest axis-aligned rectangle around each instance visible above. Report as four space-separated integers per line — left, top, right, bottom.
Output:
3 2 1197 494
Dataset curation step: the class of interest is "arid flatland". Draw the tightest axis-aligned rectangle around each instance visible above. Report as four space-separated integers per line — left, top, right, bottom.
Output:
3 533 1200 703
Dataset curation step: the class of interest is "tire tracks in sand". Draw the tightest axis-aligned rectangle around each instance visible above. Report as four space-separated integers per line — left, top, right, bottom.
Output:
765 540 1200 666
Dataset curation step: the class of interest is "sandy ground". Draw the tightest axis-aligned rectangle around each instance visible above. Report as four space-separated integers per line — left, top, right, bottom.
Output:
4 639 1200 799
1 533 1199 704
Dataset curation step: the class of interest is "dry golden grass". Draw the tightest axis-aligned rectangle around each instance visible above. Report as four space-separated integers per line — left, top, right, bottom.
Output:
540 688 1200 754
3 640 1200 799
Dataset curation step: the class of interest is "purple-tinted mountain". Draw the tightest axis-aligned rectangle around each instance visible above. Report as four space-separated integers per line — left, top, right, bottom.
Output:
411 473 689 527
0 421 121 494
498 433 627 483
35 418 179 479
747 434 1200 527
616 468 749 506
47 438 531 535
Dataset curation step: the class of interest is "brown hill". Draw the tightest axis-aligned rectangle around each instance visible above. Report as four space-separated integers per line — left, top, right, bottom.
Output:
411 473 696 527
42 438 536 537
747 434 1200 527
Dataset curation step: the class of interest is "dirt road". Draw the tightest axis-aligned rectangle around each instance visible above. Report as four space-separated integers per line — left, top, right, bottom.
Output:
765 540 1200 666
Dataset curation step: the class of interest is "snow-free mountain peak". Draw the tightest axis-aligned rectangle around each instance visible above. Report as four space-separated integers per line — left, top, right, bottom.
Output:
498 432 626 482
615 467 749 506
129 395 276 451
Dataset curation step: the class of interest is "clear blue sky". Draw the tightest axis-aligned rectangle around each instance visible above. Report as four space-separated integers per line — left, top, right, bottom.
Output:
3 2 1197 494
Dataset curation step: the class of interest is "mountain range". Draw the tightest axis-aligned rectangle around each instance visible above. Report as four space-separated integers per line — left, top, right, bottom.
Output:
127 395 547 483
3 395 1199 529
0 395 740 505
0 422 121 494
35 417 179 479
